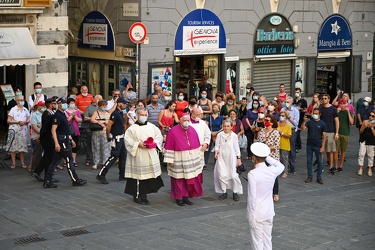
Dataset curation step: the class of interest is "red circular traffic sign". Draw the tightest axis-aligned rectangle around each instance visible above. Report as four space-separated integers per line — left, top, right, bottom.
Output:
129 22 147 44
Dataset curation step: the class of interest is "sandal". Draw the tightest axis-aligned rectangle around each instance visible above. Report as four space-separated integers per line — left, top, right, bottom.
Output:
85 161 90 166
10 164 16 169
21 164 27 169
56 165 64 170
74 163 78 168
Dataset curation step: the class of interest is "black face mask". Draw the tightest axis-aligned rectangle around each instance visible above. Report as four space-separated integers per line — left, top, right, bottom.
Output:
152 100 158 104
128 88 133 91
189 101 196 105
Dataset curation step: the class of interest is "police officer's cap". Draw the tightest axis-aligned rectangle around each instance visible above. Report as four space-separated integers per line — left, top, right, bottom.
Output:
45 97 56 103
117 97 128 104
57 97 67 104
250 142 270 157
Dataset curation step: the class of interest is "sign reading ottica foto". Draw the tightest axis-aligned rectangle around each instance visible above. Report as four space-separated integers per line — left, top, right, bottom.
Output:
174 9 226 55
318 14 352 51
78 11 115 51
254 14 294 56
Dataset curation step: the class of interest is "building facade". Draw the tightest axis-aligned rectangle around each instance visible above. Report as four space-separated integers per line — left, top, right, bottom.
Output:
67 0 375 103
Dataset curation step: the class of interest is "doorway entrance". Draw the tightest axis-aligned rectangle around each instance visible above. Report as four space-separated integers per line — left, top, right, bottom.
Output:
176 56 204 98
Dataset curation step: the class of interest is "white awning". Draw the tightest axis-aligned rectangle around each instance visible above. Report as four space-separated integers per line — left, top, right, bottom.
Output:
318 51 351 59
0 27 40 66
255 54 297 61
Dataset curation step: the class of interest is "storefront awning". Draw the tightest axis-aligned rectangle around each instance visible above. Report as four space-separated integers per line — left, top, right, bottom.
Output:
318 51 350 59
0 27 40 66
255 54 297 61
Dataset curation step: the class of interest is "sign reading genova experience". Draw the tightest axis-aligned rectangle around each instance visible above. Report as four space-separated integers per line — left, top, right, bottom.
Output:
174 9 226 55
254 14 294 56
318 14 352 51
78 11 115 51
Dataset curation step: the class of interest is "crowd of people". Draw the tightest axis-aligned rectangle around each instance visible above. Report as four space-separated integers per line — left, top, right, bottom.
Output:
7 80 374 249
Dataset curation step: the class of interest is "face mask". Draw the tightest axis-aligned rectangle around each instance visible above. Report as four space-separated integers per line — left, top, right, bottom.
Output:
40 107 46 112
259 101 264 106
348 99 352 104
101 107 107 111
35 89 42 94
152 100 158 104
69 104 75 109
178 96 184 101
246 89 250 93
212 109 218 114
312 114 319 120
258 113 264 119
19 101 25 106
189 101 196 105
201 94 207 99
364 102 369 107
268 105 274 111
227 102 233 106
61 103 68 111
122 105 127 110
295 93 300 98
274 97 278 101
279 116 285 121
253 104 258 109
15 92 22 97
264 121 271 127
82 93 88 97
164 96 171 101
182 121 190 128
285 103 290 108
194 117 201 122
371 120 375 124
253 96 258 100
139 116 147 123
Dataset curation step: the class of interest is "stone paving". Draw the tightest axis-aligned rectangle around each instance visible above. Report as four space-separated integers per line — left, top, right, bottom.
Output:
0 127 374 249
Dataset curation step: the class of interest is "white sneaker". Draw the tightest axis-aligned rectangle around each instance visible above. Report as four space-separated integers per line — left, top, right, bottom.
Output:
92 164 97 170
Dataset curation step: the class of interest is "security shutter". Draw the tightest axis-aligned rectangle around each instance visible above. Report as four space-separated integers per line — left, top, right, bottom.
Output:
253 60 292 100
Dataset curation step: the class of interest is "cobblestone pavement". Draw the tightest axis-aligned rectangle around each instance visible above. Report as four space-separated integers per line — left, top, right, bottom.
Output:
0 127 374 249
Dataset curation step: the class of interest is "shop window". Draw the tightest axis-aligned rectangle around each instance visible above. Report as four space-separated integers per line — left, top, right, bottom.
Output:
24 0 52 7
352 55 362 93
238 61 251 101
305 57 317 97
76 61 86 86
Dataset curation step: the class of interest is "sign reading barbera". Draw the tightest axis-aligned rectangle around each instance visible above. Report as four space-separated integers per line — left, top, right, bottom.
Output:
254 14 294 56
318 14 352 51
174 9 226 55
78 11 115 51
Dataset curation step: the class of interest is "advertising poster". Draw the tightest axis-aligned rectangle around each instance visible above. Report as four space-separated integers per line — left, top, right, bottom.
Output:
151 67 172 94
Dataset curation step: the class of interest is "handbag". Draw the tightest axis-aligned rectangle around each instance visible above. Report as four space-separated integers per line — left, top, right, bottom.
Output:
236 164 246 174
89 111 105 131
242 117 250 130
68 122 75 135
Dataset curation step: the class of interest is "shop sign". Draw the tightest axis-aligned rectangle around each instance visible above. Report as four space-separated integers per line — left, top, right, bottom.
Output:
174 9 226 55
78 11 115 51
254 14 294 56
0 0 21 7
318 14 352 51
0 15 25 24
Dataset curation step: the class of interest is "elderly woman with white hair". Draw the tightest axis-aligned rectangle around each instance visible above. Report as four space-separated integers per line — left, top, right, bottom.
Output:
7 95 30 169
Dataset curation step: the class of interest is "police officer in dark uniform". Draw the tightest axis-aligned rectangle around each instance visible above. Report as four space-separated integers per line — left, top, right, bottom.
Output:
31 96 58 181
43 98 87 188
96 97 128 184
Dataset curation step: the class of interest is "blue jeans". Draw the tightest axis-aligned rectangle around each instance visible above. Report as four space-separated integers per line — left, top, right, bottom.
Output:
288 130 296 172
306 145 323 179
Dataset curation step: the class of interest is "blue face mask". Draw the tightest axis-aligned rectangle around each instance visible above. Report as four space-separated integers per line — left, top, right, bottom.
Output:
69 104 75 109
40 107 46 113
101 107 107 111
201 94 207 99
253 96 258 100
279 116 285 121
259 101 264 106
372 120 375 124
227 102 233 106
312 114 319 120
61 103 68 111
139 116 147 123
285 103 290 108
35 89 42 94
253 104 259 109
19 101 25 107
164 96 171 101
15 92 22 97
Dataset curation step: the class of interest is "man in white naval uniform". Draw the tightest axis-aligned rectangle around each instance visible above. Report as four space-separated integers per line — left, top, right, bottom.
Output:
189 108 211 170
247 142 284 250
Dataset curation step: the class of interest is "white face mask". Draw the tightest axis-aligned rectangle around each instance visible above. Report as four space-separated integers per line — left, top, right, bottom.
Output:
258 113 264 119
182 121 190 128
268 105 274 111
178 96 184 101
138 116 147 123
82 93 88 97
194 117 201 122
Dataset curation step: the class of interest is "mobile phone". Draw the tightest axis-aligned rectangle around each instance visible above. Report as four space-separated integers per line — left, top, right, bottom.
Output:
305 114 311 119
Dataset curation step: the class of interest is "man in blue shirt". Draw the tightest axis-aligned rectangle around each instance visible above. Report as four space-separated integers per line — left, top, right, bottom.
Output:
44 98 87 188
301 108 327 184
97 97 128 184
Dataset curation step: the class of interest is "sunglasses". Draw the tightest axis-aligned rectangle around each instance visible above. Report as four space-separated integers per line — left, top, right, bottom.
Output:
370 115 375 118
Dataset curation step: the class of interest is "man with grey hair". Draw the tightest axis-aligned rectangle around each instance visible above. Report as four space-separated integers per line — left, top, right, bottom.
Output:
124 108 164 205
158 90 172 108
281 96 299 173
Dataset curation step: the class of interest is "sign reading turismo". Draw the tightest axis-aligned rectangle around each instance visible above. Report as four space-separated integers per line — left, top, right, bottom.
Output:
174 9 226 55
318 14 352 51
78 11 115 51
254 14 294 56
